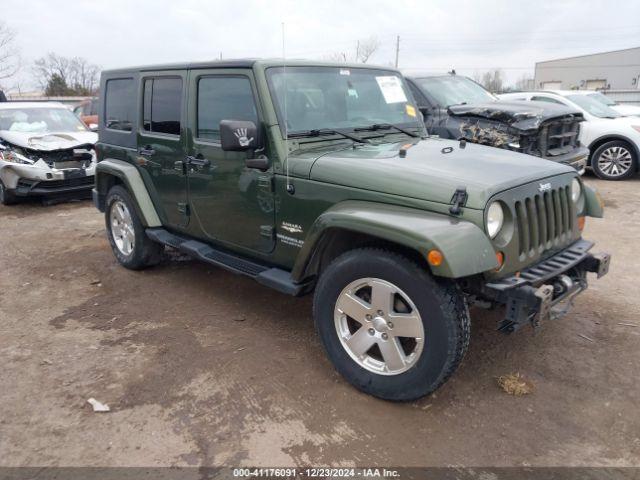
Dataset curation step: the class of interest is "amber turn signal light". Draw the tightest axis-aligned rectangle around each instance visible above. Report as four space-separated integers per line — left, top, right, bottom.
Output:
578 216 586 231
427 249 444 267
495 251 505 270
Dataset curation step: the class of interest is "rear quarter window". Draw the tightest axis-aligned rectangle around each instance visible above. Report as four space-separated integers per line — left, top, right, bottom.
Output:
105 78 134 131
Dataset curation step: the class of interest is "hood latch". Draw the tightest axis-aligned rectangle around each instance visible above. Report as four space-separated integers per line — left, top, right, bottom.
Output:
449 187 468 215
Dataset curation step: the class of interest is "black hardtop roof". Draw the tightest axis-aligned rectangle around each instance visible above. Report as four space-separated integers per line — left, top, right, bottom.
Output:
102 59 401 75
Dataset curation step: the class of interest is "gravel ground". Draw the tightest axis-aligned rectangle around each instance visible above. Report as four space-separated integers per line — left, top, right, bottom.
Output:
0 174 639 467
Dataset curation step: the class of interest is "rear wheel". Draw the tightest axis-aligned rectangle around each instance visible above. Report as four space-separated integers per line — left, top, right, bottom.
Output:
591 140 637 180
0 180 18 205
105 185 163 269
313 248 470 401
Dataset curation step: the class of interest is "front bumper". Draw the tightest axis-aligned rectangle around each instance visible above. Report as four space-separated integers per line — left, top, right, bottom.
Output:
1 156 96 197
483 239 611 332
13 174 94 197
549 146 589 175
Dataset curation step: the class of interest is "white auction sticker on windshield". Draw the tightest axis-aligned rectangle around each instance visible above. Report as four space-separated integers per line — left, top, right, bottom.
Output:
375 76 407 104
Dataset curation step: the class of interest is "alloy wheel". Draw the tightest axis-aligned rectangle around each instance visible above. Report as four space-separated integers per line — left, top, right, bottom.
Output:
110 200 135 256
334 278 425 376
597 146 633 177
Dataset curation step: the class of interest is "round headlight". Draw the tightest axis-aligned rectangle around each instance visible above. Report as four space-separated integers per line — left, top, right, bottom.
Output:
571 178 582 203
486 202 505 239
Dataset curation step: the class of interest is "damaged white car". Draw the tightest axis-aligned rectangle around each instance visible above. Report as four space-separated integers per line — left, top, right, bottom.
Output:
0 102 97 205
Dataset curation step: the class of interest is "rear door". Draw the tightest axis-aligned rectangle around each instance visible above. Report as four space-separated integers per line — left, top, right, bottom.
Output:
137 71 189 229
185 68 275 253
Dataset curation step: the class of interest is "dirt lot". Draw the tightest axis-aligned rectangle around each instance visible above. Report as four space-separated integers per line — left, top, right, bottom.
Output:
1 174 639 468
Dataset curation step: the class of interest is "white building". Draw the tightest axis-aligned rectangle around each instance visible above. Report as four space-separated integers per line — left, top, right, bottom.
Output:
535 47 640 91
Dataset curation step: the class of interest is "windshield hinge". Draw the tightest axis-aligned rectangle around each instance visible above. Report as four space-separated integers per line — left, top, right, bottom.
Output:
449 187 468 215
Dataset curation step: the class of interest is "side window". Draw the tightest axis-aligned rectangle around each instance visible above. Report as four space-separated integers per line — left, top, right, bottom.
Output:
197 76 258 141
408 82 427 108
90 99 99 115
532 95 565 105
142 77 182 136
105 78 134 131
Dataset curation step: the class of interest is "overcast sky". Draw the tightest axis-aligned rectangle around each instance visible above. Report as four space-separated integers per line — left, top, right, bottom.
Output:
2 0 640 91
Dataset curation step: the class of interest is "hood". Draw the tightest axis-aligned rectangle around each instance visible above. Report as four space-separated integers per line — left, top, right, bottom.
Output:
612 104 640 117
0 130 98 151
307 138 575 209
448 100 583 132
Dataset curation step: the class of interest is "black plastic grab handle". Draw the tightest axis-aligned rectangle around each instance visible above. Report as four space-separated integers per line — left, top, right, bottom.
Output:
138 146 156 156
186 155 211 167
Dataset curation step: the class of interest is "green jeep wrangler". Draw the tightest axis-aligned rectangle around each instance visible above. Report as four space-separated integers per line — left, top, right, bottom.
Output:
94 60 610 401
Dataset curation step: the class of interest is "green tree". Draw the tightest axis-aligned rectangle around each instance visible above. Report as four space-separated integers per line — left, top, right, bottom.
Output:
44 73 73 96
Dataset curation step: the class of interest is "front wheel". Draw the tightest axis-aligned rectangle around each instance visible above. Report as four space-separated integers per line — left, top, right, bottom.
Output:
591 141 637 180
313 248 470 401
105 185 163 270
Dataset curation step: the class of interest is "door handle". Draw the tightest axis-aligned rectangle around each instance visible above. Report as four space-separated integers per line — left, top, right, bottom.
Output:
139 146 156 156
186 155 211 168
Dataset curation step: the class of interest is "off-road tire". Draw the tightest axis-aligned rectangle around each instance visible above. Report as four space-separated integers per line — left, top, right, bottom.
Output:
313 248 470 401
0 180 18 205
591 140 637 180
105 185 163 270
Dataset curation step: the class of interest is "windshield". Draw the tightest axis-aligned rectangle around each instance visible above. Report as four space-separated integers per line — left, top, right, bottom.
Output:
413 75 495 107
266 66 422 134
587 92 617 106
566 94 621 118
0 107 89 133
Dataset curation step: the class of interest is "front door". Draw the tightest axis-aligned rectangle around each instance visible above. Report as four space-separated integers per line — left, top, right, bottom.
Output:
137 71 189 229
185 69 275 254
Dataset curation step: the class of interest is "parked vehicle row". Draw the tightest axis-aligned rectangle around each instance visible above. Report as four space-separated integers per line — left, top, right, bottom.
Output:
89 59 610 401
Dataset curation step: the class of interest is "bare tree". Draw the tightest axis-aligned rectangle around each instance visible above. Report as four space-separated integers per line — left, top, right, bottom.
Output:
324 51 349 63
69 57 100 93
325 36 380 64
514 73 535 91
480 69 505 93
355 36 380 63
0 22 20 87
33 53 100 95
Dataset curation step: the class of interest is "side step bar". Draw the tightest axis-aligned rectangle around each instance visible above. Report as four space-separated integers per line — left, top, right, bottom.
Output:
146 228 309 296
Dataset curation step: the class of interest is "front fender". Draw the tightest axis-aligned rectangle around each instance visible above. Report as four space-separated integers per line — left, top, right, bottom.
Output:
584 185 604 219
292 201 498 280
95 159 161 227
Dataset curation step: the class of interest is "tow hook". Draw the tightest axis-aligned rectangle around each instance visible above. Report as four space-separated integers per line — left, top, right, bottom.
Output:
532 285 554 329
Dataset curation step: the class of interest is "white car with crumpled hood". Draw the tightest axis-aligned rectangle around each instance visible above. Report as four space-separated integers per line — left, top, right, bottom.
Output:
0 102 97 205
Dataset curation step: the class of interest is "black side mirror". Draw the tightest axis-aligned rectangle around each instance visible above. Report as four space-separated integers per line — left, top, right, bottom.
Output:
220 120 260 151
418 106 431 116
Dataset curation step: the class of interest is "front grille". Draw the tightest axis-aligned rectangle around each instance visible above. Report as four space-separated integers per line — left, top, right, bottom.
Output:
539 118 580 157
33 176 94 190
23 147 94 165
514 186 573 259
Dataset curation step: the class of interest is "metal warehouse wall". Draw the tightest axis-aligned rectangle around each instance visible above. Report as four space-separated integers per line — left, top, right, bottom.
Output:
534 47 640 91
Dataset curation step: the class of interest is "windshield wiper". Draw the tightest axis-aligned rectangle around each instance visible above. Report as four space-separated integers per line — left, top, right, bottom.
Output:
354 123 420 138
288 128 369 143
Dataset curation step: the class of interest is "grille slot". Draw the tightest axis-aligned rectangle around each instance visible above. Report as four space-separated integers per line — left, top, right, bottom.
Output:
515 186 573 258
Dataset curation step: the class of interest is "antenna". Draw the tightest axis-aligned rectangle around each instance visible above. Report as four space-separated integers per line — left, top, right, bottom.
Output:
282 22 294 194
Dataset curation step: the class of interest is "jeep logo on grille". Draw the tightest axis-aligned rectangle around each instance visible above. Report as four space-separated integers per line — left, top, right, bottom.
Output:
538 182 552 192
